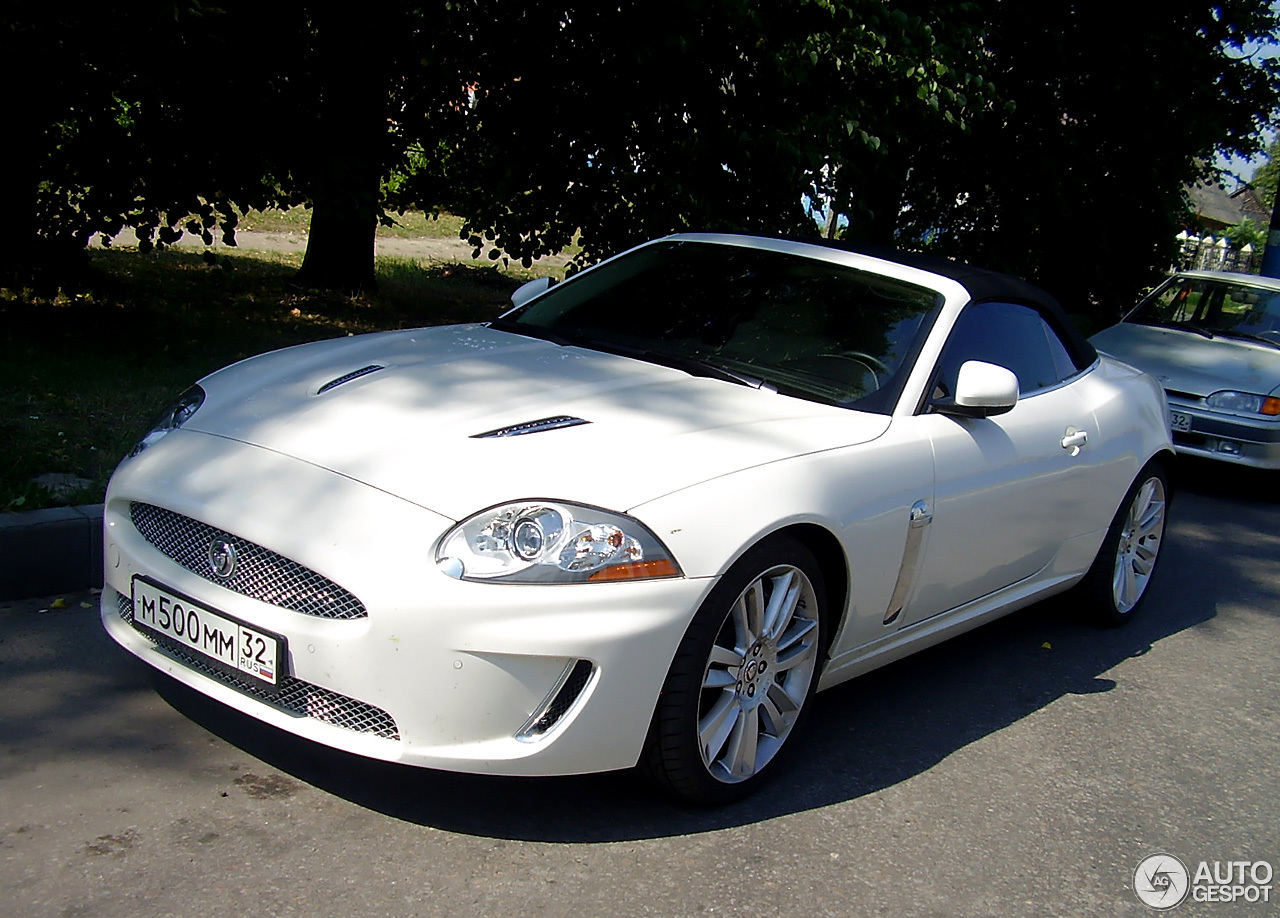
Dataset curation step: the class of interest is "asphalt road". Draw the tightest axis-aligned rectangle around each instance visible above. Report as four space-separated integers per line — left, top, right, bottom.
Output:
2 461 1277 917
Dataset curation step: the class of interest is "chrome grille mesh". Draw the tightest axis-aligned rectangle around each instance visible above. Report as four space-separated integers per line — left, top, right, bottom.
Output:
115 591 398 740
129 502 366 620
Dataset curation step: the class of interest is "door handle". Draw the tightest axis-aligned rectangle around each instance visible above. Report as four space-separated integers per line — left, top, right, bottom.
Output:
1061 429 1088 455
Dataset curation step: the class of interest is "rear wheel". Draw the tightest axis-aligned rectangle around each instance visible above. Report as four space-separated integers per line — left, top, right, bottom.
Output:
642 536 826 804
1078 462 1169 626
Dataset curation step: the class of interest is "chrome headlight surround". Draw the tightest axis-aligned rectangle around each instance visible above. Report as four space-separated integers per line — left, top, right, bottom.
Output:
1204 390 1280 417
436 500 682 583
129 385 206 457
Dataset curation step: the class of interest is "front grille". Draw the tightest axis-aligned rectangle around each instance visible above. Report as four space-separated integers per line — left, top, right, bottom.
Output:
115 591 398 740
130 502 366 620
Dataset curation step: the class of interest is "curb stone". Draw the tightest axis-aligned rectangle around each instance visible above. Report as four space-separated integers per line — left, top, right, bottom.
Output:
0 504 103 601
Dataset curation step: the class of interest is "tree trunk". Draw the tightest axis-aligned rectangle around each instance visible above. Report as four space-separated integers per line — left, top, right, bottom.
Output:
295 182 380 294
0 29 41 285
0 151 40 286
292 11 386 294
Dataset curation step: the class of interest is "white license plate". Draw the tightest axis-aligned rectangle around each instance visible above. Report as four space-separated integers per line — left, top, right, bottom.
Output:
132 577 284 686
1170 410 1192 433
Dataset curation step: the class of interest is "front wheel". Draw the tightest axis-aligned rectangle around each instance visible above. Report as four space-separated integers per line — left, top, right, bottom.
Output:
1077 462 1169 626
642 536 826 805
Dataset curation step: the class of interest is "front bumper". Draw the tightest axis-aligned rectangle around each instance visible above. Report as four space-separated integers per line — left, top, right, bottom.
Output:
102 431 712 776
1168 397 1280 469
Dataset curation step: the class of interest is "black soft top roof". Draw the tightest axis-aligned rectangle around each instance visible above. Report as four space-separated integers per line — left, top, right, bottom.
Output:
793 236 1098 367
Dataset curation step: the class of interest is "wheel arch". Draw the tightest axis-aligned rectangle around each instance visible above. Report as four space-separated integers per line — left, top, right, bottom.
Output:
767 522 849 656
1147 448 1177 495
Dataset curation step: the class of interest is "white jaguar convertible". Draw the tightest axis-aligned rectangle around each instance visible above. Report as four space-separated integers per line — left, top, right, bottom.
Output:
101 234 1173 803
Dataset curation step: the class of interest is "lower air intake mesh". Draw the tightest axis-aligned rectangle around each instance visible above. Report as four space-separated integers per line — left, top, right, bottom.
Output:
115 590 398 740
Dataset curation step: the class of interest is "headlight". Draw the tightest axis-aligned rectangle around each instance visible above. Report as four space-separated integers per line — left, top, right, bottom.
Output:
436 500 682 583
1205 390 1280 416
129 386 206 457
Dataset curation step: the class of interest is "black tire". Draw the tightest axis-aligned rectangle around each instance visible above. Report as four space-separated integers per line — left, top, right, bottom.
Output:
641 535 827 805
1076 461 1170 627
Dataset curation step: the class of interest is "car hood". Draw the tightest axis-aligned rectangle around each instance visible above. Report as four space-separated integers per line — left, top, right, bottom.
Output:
185 324 889 519
1090 322 1280 398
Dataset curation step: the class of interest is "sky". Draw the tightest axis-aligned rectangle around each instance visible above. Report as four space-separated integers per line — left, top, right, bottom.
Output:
1216 14 1279 188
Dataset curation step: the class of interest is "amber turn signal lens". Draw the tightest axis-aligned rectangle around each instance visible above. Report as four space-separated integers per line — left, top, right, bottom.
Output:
1263 397 1280 416
587 560 681 582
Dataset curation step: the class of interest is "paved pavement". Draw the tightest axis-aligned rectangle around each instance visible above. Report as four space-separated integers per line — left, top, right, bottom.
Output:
1 468 1277 917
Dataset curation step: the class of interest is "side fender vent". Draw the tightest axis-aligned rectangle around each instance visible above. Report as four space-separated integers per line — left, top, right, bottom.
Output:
317 365 385 395
516 659 596 741
471 416 591 438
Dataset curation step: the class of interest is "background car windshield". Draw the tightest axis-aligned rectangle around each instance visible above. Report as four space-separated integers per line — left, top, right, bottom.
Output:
1128 277 1280 341
508 241 943 413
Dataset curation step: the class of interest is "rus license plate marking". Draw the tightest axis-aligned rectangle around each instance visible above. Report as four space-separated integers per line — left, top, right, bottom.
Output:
1170 410 1192 433
131 577 283 685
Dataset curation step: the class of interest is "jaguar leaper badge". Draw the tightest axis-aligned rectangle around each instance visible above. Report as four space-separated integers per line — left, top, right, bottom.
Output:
207 538 239 579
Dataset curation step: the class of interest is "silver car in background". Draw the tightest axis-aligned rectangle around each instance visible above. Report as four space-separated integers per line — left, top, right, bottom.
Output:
1091 270 1280 468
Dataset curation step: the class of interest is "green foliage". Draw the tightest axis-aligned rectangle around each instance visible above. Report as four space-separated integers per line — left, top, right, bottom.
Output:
4 1 1279 315
1253 137 1278 210
426 0 1000 269
1223 218 1267 249
895 1 1280 315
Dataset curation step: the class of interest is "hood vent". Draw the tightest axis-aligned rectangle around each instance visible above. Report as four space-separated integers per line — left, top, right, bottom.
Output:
471 416 591 439
317 365 385 395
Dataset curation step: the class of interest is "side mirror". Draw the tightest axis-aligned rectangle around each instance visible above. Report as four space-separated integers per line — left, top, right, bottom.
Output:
510 276 556 309
934 360 1019 418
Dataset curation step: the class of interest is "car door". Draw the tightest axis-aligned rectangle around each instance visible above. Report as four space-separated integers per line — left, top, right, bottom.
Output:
896 300 1099 627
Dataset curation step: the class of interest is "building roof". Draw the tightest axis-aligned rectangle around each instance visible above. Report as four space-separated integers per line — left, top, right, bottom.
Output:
1187 180 1269 230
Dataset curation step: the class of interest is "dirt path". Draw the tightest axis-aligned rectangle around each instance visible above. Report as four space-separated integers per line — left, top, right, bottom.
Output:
93 227 572 270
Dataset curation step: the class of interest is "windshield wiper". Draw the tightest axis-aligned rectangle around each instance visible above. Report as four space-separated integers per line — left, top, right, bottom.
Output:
1160 321 1215 339
487 319 576 347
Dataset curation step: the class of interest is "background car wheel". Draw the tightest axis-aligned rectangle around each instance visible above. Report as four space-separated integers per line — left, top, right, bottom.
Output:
1077 461 1169 626
642 536 827 805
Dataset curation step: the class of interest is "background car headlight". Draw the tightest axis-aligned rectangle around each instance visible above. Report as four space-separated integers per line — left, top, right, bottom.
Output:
129 386 206 457
1205 390 1280 416
436 501 682 583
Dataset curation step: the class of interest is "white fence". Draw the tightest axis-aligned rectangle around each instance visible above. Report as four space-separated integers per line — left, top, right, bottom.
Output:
1176 231 1260 274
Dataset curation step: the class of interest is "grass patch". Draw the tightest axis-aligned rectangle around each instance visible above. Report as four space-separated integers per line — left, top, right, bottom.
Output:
1 248 521 512
234 207 582 265
236 207 468 241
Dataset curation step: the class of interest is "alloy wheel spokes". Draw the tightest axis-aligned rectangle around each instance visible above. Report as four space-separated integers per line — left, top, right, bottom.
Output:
699 562 821 782
699 692 740 763
702 644 744 689
1112 476 1166 613
723 706 760 778
731 579 766 649
760 569 799 641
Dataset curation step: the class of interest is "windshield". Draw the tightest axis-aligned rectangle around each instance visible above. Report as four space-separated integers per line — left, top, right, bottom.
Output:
503 241 943 413
1127 276 1280 343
